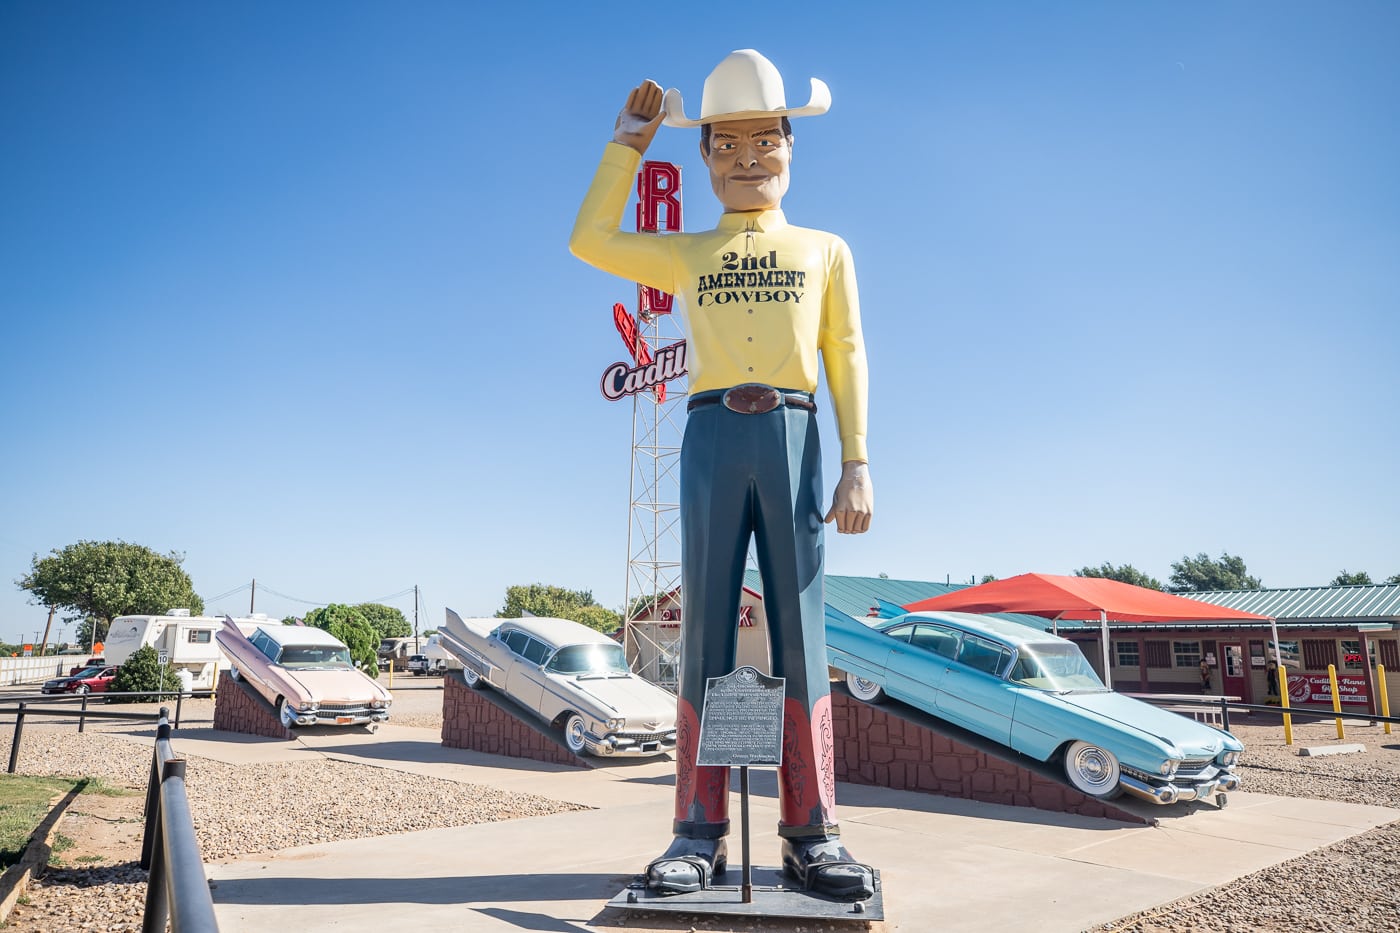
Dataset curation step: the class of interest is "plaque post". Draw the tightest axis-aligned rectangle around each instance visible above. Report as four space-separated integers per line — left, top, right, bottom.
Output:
739 766 752 903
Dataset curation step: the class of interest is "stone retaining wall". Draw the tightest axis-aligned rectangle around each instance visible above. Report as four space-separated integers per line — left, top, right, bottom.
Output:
831 691 1148 824
212 672 294 740
441 673 589 768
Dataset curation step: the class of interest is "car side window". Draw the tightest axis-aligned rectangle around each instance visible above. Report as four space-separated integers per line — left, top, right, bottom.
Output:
250 630 277 661
911 624 960 659
503 630 530 656
522 638 552 666
958 635 1010 676
884 624 915 644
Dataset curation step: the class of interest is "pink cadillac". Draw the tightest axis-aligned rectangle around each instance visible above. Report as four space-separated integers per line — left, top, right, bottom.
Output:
217 619 392 730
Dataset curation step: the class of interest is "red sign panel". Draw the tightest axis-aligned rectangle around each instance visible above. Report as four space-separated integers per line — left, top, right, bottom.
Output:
1287 674 1369 706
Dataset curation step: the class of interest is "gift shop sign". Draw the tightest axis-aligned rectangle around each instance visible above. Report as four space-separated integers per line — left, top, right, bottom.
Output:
1287 673 1369 706
602 161 688 401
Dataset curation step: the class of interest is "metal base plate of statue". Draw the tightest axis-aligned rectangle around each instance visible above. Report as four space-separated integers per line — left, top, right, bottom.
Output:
609 667 884 922
608 865 883 921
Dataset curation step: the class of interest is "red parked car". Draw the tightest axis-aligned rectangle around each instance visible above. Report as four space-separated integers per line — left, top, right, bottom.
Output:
64 666 119 695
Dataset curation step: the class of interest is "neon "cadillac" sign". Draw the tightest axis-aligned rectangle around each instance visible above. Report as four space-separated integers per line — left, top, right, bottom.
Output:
602 161 688 402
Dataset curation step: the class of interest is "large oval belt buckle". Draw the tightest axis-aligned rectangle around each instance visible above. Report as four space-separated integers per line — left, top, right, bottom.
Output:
722 383 782 414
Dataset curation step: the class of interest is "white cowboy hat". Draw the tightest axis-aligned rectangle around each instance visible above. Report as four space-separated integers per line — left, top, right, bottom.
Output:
662 49 830 128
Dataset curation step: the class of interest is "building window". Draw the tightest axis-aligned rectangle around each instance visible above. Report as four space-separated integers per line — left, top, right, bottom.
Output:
188 630 212 644
1380 640 1400 670
1340 639 1365 670
1144 640 1171 669
1173 641 1202 667
1115 641 1140 667
1303 639 1336 671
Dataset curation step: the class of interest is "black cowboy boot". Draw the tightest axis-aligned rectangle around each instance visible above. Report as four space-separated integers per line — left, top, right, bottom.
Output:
646 832 728 895
781 836 874 901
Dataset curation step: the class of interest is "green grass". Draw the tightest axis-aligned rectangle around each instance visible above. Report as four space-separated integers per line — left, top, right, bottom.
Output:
0 775 93 871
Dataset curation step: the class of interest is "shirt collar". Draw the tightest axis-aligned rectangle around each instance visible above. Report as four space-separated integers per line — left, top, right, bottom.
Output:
716 209 788 233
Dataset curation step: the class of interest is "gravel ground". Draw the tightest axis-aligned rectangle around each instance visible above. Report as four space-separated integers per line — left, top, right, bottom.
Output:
3 694 1398 932
1090 716 1400 933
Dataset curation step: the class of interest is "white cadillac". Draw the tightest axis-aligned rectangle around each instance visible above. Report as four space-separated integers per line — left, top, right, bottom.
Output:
439 609 678 757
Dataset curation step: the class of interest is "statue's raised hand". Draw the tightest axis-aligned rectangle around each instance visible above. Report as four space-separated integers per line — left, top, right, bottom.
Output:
614 79 665 154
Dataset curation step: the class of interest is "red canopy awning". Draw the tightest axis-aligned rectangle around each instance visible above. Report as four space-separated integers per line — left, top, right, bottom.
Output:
904 573 1273 624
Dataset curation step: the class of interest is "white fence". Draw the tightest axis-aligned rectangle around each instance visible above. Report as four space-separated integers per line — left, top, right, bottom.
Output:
0 655 73 685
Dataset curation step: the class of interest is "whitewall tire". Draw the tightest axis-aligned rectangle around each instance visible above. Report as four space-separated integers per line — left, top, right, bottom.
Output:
846 672 886 704
564 714 589 756
1063 741 1122 798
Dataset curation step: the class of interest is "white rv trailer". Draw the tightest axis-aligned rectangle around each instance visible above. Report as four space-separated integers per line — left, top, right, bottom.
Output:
103 609 267 693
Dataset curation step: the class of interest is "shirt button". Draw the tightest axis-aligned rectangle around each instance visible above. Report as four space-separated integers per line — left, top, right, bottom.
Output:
747 308 754 314
747 336 753 342
747 367 754 372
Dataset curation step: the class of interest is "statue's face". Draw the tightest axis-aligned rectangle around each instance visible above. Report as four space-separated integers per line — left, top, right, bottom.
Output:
701 116 792 213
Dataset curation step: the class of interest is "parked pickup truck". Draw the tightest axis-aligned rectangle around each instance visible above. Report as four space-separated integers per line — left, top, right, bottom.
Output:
406 654 447 676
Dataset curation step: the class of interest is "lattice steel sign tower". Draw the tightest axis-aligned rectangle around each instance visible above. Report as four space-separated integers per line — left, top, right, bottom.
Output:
597 161 688 689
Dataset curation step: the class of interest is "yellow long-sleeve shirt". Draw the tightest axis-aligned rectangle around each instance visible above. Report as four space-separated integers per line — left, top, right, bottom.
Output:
570 143 869 463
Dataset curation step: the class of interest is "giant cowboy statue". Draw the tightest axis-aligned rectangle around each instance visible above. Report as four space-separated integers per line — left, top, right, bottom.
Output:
570 50 875 901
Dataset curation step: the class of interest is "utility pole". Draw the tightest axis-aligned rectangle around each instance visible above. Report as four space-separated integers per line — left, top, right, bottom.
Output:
413 585 419 642
250 578 256 615
39 606 55 657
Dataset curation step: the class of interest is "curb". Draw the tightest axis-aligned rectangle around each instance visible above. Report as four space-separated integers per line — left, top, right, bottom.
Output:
0 785 83 923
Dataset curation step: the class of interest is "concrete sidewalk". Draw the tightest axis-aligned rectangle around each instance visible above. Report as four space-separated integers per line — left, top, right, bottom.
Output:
142 724 1397 932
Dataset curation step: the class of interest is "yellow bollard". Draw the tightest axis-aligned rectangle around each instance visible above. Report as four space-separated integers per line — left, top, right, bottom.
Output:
388 663 395 689
1328 663 1344 740
1378 663 1392 736
1278 663 1293 746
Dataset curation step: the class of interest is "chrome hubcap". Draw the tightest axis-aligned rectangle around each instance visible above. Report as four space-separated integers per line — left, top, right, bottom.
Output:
1073 747 1113 788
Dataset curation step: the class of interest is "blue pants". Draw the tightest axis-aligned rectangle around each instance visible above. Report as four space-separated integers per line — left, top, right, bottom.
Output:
672 392 838 840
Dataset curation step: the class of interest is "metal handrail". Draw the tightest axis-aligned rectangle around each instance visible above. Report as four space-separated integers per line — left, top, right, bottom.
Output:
1132 693 1400 733
1 689 190 730
3 701 172 773
140 710 218 932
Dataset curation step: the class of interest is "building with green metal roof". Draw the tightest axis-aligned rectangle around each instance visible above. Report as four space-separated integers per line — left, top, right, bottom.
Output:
632 572 1400 713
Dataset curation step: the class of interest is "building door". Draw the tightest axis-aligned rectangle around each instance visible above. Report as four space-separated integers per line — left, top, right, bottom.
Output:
1221 642 1247 700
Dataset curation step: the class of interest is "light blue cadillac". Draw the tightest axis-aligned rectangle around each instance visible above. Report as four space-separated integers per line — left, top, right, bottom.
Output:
826 610 1244 806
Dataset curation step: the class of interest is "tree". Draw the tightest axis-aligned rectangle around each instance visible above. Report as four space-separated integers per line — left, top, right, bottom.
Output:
497 584 621 634
1388 574 1400 585
1074 563 1163 591
17 540 203 648
1168 552 1261 592
110 644 179 701
977 574 999 585
302 604 378 674
354 603 412 638
1330 570 1373 586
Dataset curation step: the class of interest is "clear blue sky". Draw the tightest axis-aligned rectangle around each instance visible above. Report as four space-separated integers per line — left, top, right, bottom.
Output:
3 2 1397 645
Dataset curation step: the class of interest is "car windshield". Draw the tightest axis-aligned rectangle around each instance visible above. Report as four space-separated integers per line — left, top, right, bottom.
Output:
1007 644 1107 692
71 666 104 678
546 643 629 676
277 645 354 669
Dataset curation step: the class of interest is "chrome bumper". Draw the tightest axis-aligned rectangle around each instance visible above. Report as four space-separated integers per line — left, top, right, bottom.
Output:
1119 770 1242 805
591 731 678 757
294 708 391 727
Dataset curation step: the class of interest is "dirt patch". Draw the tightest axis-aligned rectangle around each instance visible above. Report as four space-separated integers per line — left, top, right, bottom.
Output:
1 789 148 933
48 790 146 870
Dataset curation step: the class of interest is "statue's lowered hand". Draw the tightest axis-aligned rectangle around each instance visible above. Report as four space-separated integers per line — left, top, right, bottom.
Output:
825 461 873 535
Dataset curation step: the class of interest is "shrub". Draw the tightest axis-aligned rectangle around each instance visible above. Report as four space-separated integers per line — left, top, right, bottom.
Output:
109 645 179 702
302 604 378 675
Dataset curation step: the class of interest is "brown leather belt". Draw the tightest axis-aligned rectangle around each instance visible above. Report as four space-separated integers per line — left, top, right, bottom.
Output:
687 384 817 415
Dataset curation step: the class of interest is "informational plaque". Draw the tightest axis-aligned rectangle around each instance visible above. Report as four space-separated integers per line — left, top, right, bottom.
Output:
696 666 785 767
